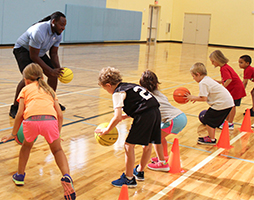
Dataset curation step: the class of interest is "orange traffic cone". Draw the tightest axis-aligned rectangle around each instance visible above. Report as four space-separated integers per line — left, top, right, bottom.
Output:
168 138 185 173
118 184 129 200
215 121 234 149
239 109 254 133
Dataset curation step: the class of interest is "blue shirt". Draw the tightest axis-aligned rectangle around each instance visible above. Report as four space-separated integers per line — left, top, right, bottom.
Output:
14 20 62 57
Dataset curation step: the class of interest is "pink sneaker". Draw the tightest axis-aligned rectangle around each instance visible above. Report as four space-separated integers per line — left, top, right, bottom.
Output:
148 162 170 172
151 157 169 163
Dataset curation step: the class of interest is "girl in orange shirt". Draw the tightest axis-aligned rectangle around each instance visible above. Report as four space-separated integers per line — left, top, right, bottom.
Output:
1 63 76 200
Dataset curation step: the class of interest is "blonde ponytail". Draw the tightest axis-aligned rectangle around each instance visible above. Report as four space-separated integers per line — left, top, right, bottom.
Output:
23 63 55 99
37 78 55 99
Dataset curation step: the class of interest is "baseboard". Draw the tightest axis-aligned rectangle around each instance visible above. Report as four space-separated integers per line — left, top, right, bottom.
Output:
208 43 254 50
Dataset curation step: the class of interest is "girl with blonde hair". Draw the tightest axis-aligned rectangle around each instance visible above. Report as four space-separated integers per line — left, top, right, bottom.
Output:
2 63 76 200
209 50 246 130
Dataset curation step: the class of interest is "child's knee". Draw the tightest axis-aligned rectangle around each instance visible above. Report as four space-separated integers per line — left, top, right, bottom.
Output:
251 89 254 96
51 147 63 156
143 144 152 151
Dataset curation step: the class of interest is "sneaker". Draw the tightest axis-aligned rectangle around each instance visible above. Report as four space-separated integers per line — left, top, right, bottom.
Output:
133 165 144 181
228 123 234 130
59 103 66 111
111 173 137 188
197 136 216 145
218 122 224 129
151 157 169 163
12 172 25 186
9 104 18 119
148 162 170 172
243 109 254 117
61 174 76 200
219 122 234 130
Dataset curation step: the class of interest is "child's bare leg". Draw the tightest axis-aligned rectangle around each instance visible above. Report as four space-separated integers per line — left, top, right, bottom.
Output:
138 143 152 171
206 125 216 139
161 130 169 158
227 106 235 123
251 89 254 111
153 144 165 161
50 138 76 199
49 138 70 176
18 140 34 174
124 142 135 177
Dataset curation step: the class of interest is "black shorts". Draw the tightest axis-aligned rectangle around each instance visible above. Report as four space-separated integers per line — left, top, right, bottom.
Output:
13 46 54 73
234 98 241 106
203 107 232 128
126 108 161 145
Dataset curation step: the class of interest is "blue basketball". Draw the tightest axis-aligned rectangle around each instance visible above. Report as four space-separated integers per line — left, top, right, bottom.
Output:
198 110 207 125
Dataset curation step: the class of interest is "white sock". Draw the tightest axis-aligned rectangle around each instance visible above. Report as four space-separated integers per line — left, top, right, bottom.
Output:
126 176 133 180
159 160 166 164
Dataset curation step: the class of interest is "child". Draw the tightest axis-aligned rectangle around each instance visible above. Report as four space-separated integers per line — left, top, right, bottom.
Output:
96 67 166 187
139 70 187 165
209 50 246 130
186 62 234 145
239 55 254 116
1 63 76 200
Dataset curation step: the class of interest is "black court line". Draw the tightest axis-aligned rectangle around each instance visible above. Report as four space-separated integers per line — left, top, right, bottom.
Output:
0 138 15 145
62 110 114 127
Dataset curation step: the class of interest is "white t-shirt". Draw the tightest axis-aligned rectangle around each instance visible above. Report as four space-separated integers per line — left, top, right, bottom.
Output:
153 89 183 123
199 76 234 110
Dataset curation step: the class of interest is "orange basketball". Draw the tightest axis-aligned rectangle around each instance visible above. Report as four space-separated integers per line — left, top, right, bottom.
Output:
173 87 190 104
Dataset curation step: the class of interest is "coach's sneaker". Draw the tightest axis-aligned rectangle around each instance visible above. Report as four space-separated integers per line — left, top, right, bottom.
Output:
59 103 66 111
111 173 137 188
197 136 216 145
12 172 25 186
133 165 144 181
9 104 18 119
148 162 170 172
61 174 76 200
151 156 169 163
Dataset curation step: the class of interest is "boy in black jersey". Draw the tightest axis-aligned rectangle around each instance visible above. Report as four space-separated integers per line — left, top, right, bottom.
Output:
96 67 162 187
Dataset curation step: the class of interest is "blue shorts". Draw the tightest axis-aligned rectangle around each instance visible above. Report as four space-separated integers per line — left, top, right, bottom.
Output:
161 113 187 134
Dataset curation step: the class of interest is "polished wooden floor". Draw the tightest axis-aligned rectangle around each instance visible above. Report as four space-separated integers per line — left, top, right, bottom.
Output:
1 43 254 200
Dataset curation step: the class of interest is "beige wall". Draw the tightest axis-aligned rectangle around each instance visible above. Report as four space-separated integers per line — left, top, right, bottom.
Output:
171 0 254 48
107 0 254 48
106 0 174 42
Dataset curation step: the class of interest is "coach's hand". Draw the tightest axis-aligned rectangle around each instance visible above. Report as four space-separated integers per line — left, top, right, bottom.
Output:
50 68 64 77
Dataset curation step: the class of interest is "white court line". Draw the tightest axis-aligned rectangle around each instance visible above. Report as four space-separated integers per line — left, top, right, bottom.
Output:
56 88 98 97
0 88 99 108
149 131 247 200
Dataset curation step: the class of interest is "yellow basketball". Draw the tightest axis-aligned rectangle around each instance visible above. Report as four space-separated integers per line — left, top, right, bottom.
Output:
94 122 118 146
58 67 73 83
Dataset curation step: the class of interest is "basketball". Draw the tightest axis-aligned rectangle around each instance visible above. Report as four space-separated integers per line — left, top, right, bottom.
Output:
94 122 118 146
58 67 73 83
15 123 37 145
198 109 207 125
173 87 190 104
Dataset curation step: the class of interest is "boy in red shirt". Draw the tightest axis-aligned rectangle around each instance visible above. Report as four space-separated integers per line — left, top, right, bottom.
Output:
239 55 254 116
